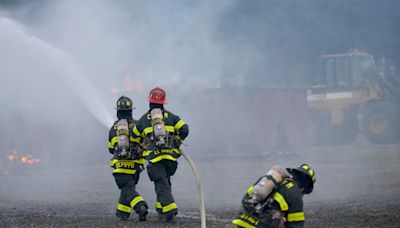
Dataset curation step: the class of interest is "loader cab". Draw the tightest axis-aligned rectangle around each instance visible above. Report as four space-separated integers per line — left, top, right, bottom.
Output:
306 50 400 146
319 50 375 89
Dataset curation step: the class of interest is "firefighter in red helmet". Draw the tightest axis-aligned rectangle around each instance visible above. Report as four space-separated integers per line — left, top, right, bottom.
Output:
108 96 148 221
232 164 316 228
132 87 189 222
147 87 168 104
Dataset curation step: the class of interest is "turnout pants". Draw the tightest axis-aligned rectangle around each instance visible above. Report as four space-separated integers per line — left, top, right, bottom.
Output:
113 173 147 218
147 160 178 217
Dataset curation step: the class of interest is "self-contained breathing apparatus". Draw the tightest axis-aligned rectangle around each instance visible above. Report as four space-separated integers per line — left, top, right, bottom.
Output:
114 119 134 159
242 167 288 228
244 167 288 216
150 108 169 148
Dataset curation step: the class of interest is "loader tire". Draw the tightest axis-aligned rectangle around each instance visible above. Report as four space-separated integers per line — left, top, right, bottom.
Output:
362 101 400 144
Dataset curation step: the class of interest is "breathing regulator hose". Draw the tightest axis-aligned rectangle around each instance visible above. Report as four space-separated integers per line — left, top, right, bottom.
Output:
181 149 206 228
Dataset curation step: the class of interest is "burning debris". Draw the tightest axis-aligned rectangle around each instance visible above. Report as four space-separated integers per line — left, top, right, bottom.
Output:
110 73 144 94
5 148 40 165
6 148 17 161
20 155 41 165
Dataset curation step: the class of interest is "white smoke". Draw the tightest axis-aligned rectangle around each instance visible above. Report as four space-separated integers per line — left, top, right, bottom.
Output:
0 17 113 127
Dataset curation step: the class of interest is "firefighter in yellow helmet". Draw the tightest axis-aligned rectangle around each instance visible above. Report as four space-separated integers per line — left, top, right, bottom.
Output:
108 96 148 221
232 164 316 228
132 87 189 222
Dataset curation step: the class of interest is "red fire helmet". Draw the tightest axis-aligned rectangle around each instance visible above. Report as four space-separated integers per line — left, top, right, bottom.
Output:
147 87 167 104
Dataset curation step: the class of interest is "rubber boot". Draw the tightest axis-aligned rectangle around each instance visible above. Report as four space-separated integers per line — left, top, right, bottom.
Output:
138 205 148 222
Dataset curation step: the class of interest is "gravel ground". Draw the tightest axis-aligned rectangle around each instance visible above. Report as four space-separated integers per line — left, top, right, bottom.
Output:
1 141 399 227
1 200 399 228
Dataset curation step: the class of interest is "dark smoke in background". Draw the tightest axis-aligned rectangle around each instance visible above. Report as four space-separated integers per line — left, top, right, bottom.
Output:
0 0 399 211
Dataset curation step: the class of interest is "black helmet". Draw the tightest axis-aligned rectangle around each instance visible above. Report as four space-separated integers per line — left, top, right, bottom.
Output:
287 164 315 194
116 96 133 111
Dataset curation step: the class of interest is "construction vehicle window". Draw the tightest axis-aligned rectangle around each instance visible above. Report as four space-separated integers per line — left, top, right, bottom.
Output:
325 58 352 87
351 56 373 86
335 58 352 87
325 58 335 86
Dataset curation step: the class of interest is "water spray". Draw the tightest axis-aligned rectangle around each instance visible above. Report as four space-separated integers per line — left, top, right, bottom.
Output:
0 17 114 127
181 149 206 228
1 17 206 226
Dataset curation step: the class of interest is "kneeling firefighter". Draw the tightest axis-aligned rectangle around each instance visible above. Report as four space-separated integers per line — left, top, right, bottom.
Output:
108 96 148 221
232 164 316 228
132 87 189 222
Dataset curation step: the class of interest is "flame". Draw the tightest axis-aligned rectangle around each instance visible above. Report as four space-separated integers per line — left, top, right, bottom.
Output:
111 87 119 94
6 148 17 161
110 73 144 94
123 74 133 93
135 80 144 92
5 148 40 165
20 154 40 165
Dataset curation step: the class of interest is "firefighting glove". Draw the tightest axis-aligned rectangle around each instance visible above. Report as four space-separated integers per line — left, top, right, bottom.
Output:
175 139 182 149
138 164 145 172
171 135 182 148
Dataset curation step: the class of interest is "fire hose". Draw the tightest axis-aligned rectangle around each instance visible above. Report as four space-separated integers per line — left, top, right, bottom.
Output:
181 149 206 228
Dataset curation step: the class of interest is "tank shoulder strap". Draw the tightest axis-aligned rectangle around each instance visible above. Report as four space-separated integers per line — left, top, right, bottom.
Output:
128 119 137 129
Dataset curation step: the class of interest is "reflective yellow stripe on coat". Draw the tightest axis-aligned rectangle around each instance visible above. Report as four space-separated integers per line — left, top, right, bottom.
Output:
150 154 177 163
174 120 185 131
247 185 254 196
114 168 136 174
108 136 118 149
288 212 305 222
232 219 256 228
143 127 153 136
273 192 289 211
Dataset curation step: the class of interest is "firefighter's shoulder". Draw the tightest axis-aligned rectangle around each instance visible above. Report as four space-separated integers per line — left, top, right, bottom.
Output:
137 112 151 125
128 119 137 128
277 180 303 205
277 179 302 198
281 179 296 190
164 109 182 119
110 121 118 131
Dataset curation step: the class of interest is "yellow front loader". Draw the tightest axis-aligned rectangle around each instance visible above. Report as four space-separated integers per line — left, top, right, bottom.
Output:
306 50 400 145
